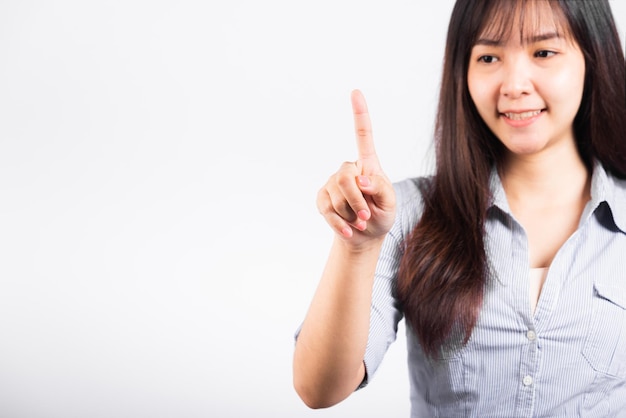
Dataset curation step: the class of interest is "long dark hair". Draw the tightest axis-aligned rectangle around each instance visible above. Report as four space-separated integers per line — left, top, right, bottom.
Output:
397 0 626 359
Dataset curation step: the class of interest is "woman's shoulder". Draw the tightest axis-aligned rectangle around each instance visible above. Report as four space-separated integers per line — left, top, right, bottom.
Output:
393 176 433 204
391 176 434 234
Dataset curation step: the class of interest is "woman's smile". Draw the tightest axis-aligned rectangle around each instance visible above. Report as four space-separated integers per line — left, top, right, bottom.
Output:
500 109 545 128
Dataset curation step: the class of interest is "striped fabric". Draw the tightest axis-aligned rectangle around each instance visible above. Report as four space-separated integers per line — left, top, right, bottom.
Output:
363 162 626 417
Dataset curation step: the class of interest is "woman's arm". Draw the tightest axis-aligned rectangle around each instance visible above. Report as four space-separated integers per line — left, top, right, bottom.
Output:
293 236 385 408
293 90 396 408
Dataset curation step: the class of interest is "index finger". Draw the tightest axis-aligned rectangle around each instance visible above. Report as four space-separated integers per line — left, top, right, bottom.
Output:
351 89 378 164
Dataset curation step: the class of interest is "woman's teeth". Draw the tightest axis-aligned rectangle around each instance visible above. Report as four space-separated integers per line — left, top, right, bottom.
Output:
504 110 542 120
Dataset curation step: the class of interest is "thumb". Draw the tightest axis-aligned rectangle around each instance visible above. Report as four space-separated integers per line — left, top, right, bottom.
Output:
358 173 396 212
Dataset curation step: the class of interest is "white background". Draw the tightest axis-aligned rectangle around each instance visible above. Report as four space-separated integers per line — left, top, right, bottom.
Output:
0 1 624 417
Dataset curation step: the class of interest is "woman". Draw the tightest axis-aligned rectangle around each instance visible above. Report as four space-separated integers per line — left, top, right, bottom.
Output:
293 0 626 416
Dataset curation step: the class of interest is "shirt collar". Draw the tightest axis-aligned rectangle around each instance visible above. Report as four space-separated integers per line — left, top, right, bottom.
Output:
487 162 626 234
488 167 510 214
592 162 626 234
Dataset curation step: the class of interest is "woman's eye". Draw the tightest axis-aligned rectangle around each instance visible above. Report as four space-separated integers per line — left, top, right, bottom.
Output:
535 50 556 58
478 55 498 64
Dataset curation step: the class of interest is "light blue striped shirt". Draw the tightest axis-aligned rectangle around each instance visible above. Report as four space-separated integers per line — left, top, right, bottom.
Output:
365 163 626 417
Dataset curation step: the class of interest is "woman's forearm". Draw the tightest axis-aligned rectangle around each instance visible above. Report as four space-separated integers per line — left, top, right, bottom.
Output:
293 236 384 409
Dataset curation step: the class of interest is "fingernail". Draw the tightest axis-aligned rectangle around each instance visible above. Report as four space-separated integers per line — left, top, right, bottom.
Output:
357 210 370 220
341 227 352 238
358 175 370 187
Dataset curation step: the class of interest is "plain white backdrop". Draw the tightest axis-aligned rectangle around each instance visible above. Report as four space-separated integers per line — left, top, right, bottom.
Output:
0 1 624 417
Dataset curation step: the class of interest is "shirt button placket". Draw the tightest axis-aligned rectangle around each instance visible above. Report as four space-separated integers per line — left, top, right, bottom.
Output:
517 328 538 416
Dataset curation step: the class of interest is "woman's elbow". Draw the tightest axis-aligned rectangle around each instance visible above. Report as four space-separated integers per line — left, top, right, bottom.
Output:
293 377 340 410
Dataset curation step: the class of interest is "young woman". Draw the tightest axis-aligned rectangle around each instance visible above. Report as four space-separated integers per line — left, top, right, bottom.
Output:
293 0 626 416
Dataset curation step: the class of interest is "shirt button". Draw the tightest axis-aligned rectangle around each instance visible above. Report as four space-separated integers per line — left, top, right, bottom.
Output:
527 330 537 341
523 375 533 386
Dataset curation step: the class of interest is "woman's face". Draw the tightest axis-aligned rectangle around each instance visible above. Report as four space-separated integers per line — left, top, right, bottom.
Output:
467 17 586 159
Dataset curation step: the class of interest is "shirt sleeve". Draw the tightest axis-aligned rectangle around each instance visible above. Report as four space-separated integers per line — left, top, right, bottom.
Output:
359 179 420 388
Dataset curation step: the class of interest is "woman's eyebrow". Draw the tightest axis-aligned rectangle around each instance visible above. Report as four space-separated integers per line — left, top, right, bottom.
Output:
475 32 561 47
525 32 561 43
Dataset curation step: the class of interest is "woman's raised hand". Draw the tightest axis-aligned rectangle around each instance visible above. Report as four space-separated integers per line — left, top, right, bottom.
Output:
317 90 396 247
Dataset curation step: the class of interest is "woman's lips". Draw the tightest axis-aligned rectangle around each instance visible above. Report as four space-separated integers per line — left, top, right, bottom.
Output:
500 109 545 127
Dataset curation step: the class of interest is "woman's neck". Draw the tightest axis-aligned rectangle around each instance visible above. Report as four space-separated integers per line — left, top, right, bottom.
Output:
499 146 591 208
499 144 592 269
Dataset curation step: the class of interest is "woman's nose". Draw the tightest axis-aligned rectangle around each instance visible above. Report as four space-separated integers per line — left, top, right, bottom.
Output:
500 57 533 99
